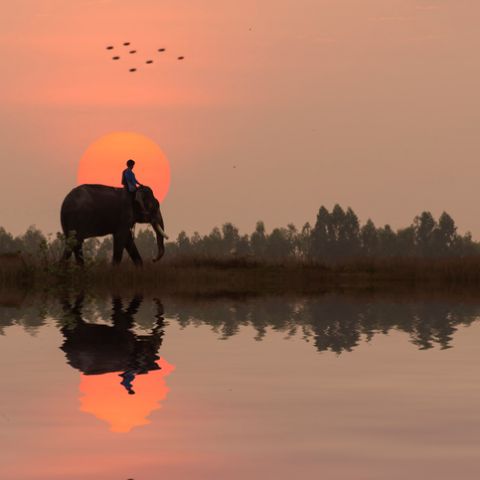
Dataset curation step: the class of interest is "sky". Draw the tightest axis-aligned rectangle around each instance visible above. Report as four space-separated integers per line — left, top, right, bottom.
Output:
1 0 480 239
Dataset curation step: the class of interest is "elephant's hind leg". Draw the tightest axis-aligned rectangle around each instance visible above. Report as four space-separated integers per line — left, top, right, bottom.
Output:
61 230 77 263
73 240 85 266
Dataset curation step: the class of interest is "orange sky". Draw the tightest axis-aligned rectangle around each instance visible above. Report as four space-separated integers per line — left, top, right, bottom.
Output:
1 1 480 238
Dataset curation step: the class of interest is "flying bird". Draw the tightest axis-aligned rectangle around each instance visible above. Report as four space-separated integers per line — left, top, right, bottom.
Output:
104 42 186 72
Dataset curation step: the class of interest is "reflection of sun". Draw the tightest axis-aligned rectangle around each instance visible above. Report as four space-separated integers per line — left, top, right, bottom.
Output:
77 131 171 202
79 358 175 433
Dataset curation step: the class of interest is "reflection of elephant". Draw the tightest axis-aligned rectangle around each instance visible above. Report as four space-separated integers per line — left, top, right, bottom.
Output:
61 184 167 265
60 295 165 379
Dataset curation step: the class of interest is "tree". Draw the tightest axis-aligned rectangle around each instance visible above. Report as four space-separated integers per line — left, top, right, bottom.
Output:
19 226 47 256
342 207 361 256
431 212 457 256
377 225 397 257
135 228 157 258
266 228 293 260
222 223 240 255
235 234 251 257
310 206 331 261
95 237 113 261
360 219 378 257
190 232 202 255
330 204 346 244
176 231 192 255
455 231 478 256
251 221 267 258
298 222 312 259
202 227 223 257
0 227 17 254
414 211 436 256
83 238 100 260
396 226 415 256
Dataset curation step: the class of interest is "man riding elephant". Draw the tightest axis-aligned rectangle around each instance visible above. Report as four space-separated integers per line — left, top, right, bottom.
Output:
61 160 168 266
121 159 145 212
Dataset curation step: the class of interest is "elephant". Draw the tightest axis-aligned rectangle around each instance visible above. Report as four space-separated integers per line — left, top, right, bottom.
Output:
61 184 167 265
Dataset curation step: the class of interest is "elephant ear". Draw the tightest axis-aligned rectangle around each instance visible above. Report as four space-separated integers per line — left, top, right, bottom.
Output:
141 187 159 210
139 185 152 194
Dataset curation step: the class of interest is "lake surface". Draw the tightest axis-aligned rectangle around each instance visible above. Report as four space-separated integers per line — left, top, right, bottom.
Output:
1 293 480 479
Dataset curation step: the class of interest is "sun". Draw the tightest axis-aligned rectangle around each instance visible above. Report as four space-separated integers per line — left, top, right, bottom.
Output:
77 132 171 202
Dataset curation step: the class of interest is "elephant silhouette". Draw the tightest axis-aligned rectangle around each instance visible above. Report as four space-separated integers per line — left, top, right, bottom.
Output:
60 294 165 393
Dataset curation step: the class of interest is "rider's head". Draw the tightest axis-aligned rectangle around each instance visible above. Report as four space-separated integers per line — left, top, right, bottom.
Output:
126 159 135 169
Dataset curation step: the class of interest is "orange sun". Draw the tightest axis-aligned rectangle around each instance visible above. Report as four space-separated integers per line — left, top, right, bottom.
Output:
77 132 171 202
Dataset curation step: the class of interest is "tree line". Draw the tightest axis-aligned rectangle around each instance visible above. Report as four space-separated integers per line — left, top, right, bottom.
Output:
0 204 478 263
156 205 479 261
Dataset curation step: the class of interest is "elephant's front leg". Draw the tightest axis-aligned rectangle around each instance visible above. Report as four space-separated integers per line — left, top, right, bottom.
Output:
125 231 143 267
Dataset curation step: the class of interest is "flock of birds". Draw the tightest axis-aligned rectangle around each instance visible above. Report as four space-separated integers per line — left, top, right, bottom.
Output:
106 42 184 72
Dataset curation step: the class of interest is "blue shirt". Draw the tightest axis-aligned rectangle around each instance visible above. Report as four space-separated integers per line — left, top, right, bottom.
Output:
122 168 139 192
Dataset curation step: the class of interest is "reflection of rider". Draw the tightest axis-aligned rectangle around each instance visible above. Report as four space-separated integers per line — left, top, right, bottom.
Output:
119 370 136 395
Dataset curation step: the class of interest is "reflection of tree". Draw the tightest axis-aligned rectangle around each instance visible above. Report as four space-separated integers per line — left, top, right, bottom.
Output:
0 305 48 335
167 296 479 353
0 295 479 354
299 298 477 353
399 303 464 351
0 293 53 336
306 300 363 354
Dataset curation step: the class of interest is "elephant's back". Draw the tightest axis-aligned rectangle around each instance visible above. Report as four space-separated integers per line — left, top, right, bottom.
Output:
61 184 126 237
61 185 118 215
63 183 119 200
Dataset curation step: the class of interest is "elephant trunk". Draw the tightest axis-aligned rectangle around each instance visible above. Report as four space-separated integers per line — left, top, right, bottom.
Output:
151 212 168 262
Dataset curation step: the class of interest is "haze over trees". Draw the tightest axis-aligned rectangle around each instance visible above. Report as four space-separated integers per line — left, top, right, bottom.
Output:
0 205 477 262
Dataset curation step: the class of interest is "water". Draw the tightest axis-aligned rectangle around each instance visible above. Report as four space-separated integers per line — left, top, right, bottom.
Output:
1 293 480 479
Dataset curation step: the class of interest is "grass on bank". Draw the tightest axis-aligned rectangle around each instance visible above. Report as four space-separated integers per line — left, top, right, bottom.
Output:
2 252 480 295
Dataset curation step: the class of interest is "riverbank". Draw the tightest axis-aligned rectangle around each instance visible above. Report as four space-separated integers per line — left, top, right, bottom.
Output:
2 254 480 296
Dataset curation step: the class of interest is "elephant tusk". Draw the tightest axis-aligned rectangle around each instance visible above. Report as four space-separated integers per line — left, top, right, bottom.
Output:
155 224 169 239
